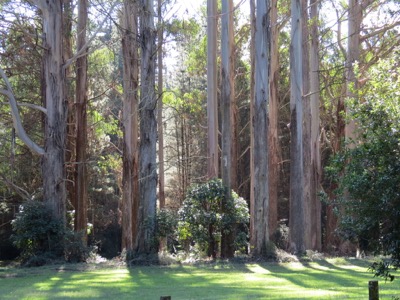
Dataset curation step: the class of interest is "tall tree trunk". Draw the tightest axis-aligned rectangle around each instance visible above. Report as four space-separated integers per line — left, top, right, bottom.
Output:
289 0 305 254
121 0 139 253
157 0 165 209
252 0 270 257
268 0 280 239
157 0 167 252
63 0 76 217
220 0 235 259
74 0 89 244
38 0 67 223
249 0 256 249
345 0 361 146
207 0 219 180
136 0 158 254
301 0 313 250
309 0 321 251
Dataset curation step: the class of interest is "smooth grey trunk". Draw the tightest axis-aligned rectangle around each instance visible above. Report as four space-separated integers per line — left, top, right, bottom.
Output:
136 0 158 254
345 0 361 146
207 0 219 179
121 0 139 252
220 0 235 258
289 0 305 254
252 0 270 257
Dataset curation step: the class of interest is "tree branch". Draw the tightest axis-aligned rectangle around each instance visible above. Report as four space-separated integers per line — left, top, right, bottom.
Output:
0 173 32 201
64 1 119 69
0 101 48 114
361 21 400 42
0 68 45 155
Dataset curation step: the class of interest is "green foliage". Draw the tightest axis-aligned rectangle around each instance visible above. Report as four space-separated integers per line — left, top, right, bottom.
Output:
327 55 400 280
178 179 249 257
11 201 89 265
62 230 90 263
156 208 178 239
11 201 64 261
273 223 290 250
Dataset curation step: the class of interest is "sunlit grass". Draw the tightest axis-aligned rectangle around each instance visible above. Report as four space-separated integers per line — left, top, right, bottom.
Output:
0 258 399 299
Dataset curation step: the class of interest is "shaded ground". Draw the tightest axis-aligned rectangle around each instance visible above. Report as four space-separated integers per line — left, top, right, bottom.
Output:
0 258 399 299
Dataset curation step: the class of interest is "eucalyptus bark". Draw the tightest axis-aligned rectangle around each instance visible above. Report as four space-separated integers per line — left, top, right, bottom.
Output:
207 0 219 179
301 0 312 250
289 0 305 254
157 0 165 209
249 0 256 248
268 0 280 239
63 0 76 216
345 0 361 146
74 0 89 243
310 0 321 250
157 0 168 252
38 0 67 223
220 0 235 259
252 0 270 257
121 0 139 252
136 0 158 254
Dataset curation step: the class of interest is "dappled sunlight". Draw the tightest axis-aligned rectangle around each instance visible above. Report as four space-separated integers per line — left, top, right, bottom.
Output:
306 262 335 272
1 261 399 299
30 268 135 299
246 263 272 274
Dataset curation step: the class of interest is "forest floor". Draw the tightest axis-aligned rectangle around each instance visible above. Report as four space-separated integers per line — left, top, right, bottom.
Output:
0 257 399 299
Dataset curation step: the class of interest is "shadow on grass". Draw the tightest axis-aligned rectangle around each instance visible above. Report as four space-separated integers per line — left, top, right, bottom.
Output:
0 259 399 299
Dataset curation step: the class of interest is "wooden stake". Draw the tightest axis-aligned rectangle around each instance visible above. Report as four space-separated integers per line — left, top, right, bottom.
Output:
369 280 379 300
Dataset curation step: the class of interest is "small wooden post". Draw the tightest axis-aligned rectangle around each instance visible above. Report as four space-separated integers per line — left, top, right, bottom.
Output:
160 297 171 300
369 280 379 300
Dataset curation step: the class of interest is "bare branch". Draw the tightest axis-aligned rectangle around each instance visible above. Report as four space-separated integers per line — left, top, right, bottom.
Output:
0 173 32 201
64 1 119 69
0 68 45 155
361 21 400 42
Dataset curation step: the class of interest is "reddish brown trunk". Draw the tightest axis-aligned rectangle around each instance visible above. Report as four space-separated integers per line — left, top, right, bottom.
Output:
74 0 89 243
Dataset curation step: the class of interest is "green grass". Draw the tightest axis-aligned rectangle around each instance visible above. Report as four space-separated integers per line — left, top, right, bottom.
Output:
0 258 399 299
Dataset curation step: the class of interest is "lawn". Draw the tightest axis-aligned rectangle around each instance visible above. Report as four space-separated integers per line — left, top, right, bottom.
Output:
0 258 399 299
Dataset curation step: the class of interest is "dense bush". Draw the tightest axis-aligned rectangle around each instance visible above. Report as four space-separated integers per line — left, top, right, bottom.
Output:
178 179 249 258
11 200 89 265
327 57 400 280
156 208 178 252
12 201 64 261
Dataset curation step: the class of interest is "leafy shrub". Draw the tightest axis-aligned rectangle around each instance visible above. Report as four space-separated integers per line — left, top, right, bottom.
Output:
327 56 400 280
12 200 89 264
273 222 289 250
12 201 64 261
63 230 90 262
178 179 249 258
156 208 178 238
